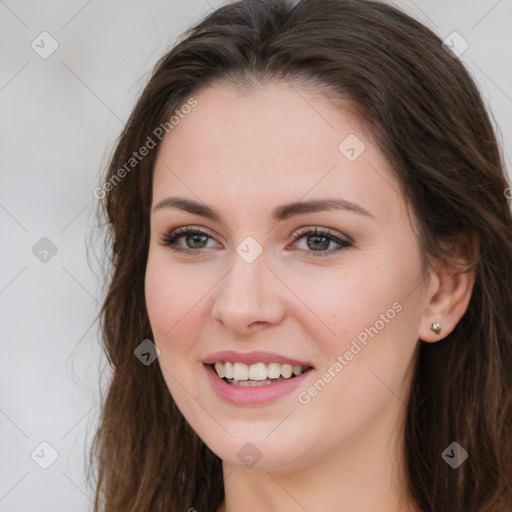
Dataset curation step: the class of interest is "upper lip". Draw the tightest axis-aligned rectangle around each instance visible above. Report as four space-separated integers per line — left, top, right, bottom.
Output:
203 350 314 368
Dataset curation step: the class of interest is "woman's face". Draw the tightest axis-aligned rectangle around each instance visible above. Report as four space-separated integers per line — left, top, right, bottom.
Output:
145 82 432 471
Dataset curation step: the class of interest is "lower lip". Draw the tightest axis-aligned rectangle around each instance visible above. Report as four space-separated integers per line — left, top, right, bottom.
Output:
204 364 312 406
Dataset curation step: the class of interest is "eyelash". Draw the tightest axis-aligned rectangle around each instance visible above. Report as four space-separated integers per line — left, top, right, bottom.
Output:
160 226 352 258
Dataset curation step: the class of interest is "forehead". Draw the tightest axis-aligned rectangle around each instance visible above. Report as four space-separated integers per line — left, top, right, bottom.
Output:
152 82 404 226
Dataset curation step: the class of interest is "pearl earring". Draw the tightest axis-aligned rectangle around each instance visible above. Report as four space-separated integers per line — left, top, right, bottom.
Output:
430 322 442 335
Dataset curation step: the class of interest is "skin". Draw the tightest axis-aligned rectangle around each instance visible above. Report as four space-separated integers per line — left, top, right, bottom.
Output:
145 81 475 512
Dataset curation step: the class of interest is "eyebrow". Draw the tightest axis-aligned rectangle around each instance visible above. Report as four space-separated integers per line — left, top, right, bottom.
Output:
151 196 375 223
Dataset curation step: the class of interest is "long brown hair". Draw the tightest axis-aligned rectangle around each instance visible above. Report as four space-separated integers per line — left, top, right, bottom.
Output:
91 1 512 510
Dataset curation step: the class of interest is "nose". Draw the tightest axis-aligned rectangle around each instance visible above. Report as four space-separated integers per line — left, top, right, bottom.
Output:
210 250 286 336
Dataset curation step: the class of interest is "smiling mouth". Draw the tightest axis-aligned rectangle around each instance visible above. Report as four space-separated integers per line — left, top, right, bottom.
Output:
211 361 313 387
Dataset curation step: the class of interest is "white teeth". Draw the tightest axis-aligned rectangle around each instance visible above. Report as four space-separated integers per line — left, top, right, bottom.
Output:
248 362 267 381
214 362 225 378
233 362 249 381
281 363 293 379
267 362 281 379
213 361 309 382
224 361 234 379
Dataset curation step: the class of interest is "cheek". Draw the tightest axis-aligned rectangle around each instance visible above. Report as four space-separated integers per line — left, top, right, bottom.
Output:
144 256 201 403
145 254 205 412
290 262 406 350
145 262 177 342
296 253 422 391
297 297 420 445
144 251 219 394
145 251 205 344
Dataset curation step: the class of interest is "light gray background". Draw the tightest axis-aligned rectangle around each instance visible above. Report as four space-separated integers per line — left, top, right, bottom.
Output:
1 1 511 511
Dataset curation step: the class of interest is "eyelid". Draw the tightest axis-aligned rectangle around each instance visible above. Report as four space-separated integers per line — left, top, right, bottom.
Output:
291 225 353 245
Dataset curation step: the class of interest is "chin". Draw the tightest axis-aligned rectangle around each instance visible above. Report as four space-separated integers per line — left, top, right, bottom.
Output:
196 428 310 472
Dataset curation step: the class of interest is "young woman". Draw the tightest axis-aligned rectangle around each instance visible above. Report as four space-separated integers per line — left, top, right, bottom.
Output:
91 1 512 511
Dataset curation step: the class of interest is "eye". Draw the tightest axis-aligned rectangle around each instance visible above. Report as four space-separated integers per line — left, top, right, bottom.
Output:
160 225 352 257
289 226 352 257
160 226 218 254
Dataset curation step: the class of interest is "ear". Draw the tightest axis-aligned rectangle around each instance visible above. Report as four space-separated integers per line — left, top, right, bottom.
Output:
418 235 478 343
